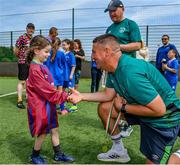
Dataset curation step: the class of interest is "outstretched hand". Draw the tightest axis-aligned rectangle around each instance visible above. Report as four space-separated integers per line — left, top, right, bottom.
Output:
68 88 83 104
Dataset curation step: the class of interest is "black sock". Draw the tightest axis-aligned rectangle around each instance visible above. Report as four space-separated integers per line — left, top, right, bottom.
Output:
32 148 40 157
53 145 62 155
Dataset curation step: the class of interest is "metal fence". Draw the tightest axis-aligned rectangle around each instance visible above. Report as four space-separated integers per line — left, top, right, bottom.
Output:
0 25 180 61
0 4 180 61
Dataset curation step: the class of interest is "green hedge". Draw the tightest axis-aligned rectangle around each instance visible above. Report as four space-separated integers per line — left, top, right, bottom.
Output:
0 47 18 62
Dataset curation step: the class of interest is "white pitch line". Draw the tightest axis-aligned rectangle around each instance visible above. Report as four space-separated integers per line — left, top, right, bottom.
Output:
0 90 26 98
0 91 18 98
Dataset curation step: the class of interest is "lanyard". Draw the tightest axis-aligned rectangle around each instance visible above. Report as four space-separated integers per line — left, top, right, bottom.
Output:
106 99 122 136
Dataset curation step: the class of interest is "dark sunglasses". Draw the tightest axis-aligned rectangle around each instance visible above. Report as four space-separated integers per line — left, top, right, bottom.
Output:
162 38 168 40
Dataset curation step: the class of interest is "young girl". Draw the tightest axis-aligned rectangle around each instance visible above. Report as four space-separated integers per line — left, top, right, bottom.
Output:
26 35 74 164
44 37 66 114
162 49 179 91
73 39 85 90
61 39 76 112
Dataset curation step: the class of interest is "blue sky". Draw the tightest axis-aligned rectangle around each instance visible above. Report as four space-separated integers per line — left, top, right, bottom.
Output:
0 0 180 31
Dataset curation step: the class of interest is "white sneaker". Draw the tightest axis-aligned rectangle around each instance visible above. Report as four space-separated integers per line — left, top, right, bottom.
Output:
97 148 131 163
119 125 133 138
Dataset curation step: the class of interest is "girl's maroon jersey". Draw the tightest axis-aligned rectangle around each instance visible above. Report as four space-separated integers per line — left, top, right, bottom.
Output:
26 63 68 137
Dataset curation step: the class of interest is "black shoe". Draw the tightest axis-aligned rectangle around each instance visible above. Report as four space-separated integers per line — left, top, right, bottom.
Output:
17 101 25 109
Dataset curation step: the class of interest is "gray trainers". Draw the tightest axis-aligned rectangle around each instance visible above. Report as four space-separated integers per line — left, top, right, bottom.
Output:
97 148 130 163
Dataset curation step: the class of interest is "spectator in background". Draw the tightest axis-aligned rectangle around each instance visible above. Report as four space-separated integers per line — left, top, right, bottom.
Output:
61 39 76 113
44 37 66 110
162 49 179 91
47 27 58 44
91 59 102 93
73 39 85 90
14 23 35 109
105 0 141 57
156 34 179 75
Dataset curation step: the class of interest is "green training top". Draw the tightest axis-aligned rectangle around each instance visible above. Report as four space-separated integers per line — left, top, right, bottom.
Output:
106 54 180 128
106 18 142 58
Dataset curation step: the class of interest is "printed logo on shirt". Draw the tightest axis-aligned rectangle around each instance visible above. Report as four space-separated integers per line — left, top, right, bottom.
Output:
152 154 159 161
119 27 126 33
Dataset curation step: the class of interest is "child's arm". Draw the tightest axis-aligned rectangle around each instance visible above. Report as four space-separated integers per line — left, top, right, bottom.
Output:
69 52 76 80
30 70 68 104
162 63 178 74
14 36 23 57
69 66 75 80
165 66 177 74
75 50 85 60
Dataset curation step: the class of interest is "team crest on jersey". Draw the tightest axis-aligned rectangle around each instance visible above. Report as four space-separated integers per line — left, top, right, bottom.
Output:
119 27 126 33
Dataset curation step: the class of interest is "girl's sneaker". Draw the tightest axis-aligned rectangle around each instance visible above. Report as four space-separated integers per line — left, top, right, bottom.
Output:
30 155 47 164
54 153 75 163
68 105 78 112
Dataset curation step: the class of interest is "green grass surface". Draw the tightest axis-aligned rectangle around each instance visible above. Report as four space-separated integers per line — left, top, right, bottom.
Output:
0 77 179 164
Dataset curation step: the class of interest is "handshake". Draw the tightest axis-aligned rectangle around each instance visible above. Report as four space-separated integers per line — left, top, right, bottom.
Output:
67 88 83 104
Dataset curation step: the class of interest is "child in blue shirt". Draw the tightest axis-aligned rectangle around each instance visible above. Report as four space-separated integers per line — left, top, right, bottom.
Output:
44 37 66 113
61 39 76 113
162 49 179 91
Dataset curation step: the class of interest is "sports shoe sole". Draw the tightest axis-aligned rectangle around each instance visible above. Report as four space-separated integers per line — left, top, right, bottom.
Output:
97 156 130 163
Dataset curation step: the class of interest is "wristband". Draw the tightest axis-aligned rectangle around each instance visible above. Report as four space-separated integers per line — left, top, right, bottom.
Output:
120 103 126 113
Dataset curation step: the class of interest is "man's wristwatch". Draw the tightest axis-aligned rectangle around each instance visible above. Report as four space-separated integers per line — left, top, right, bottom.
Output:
120 103 127 113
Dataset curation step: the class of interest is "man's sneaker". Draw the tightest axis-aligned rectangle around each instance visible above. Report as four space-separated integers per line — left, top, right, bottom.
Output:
97 148 130 163
17 101 25 109
30 155 47 164
54 153 75 163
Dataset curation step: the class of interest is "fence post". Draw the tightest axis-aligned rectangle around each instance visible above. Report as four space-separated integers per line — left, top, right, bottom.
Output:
10 31 13 54
40 29 42 35
146 25 149 47
72 8 74 40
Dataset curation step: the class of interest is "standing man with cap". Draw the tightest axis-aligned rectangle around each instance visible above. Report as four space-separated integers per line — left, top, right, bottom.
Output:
105 0 142 57
14 23 35 109
94 0 142 162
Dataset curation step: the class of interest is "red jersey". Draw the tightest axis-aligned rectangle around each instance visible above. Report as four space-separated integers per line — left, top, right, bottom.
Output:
26 63 68 137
